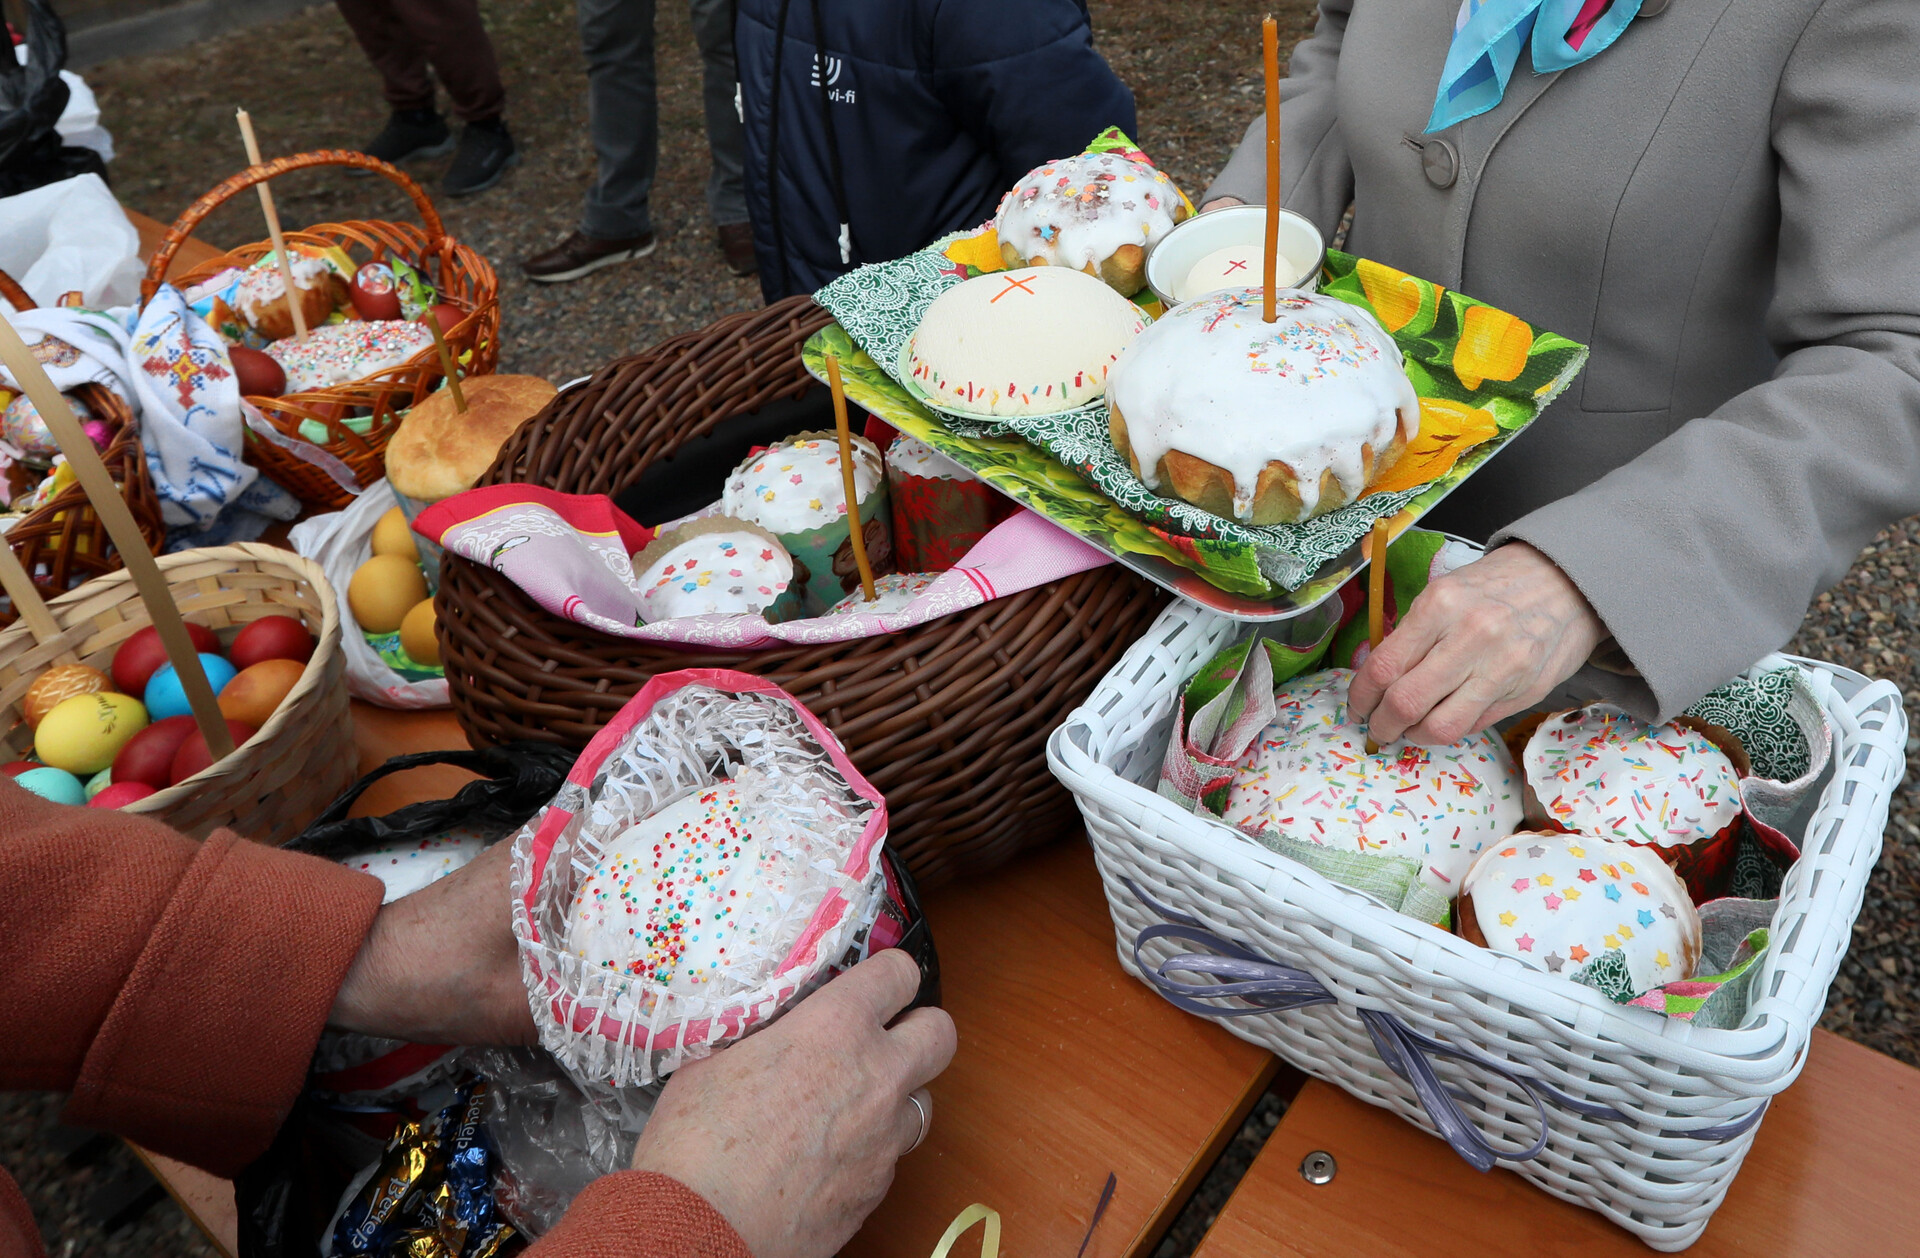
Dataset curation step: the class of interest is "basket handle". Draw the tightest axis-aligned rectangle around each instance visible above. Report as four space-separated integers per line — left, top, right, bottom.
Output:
0 269 35 312
1123 880 1769 1166
141 149 449 302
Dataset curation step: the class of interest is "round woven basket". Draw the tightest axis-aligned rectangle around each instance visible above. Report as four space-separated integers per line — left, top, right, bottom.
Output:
0 543 356 845
437 296 1168 886
0 270 166 628
143 150 501 511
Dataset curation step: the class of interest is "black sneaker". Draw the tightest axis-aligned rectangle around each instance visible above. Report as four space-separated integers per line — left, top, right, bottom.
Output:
442 119 519 198
347 109 455 175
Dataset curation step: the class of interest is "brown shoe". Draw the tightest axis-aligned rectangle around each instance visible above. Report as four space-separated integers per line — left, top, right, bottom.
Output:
716 222 758 277
522 230 657 283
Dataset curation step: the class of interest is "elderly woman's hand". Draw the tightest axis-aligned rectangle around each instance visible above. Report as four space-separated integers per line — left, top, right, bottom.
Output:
1347 542 1607 746
327 838 537 1046
631 949 956 1258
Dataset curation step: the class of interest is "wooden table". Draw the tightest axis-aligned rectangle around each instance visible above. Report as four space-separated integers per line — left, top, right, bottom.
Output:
149 700 1920 1257
1193 1028 1920 1257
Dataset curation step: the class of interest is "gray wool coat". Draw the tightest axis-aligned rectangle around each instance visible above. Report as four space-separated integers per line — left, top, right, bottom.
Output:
1204 0 1920 720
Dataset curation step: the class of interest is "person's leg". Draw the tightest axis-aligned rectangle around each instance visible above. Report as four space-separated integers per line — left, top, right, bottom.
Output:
335 0 454 166
579 0 660 240
336 0 435 113
687 0 747 228
385 0 507 122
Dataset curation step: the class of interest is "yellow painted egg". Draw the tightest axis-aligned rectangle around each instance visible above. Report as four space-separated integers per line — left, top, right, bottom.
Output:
23 664 111 728
348 554 429 634
398 598 440 666
35 691 150 775
371 506 420 561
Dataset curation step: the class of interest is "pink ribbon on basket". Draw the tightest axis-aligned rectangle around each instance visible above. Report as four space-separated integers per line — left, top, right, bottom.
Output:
414 485 1110 649
1122 881 1768 1172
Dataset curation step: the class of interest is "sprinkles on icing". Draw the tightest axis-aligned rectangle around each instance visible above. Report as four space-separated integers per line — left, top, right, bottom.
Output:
993 152 1185 288
721 435 883 535
1223 668 1522 895
1521 706 1743 851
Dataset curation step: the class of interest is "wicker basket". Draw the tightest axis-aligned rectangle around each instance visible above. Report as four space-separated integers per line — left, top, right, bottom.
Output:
0 543 357 845
142 150 501 511
1048 600 1907 1250
0 270 167 628
437 296 1169 887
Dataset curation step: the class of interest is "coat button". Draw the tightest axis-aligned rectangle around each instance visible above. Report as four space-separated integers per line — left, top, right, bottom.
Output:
1640 0 1670 14
1405 134 1460 189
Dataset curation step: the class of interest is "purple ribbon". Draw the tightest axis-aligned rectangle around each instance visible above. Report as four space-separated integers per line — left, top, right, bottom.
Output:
1124 881 1766 1172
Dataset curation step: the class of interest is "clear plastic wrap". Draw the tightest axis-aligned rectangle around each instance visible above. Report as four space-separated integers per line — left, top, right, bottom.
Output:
510 671 889 1087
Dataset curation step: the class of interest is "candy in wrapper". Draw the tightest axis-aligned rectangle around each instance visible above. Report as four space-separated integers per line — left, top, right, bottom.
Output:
329 1118 442 1256
440 1080 500 1249
884 433 1009 571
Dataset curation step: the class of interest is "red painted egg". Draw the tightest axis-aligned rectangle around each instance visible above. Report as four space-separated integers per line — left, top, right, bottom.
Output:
2 761 40 778
350 261 404 321
89 781 157 809
228 615 316 671
112 714 199 788
430 303 465 336
168 720 257 786
112 623 222 697
229 345 287 398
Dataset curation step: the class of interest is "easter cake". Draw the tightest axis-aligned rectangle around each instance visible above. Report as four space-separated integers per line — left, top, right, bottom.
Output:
630 518 796 624
1105 288 1420 524
993 152 1188 295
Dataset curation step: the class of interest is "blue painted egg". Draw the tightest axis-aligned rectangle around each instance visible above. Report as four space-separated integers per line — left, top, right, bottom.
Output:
143 655 237 722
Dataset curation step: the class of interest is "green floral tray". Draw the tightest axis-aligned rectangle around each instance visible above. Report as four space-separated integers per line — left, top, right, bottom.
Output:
808 249 1588 619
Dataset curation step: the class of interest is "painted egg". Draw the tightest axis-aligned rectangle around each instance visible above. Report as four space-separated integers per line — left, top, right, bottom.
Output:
2 390 89 462
144 655 238 722
349 555 429 633
112 622 222 696
350 261 404 321
399 598 439 666
370 506 419 560
23 664 111 728
34 692 150 776
228 615 315 671
112 715 199 788
218 658 306 728
89 781 157 808
169 720 257 786
15 765 86 806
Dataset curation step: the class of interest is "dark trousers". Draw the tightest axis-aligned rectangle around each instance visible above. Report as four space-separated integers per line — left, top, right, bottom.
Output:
577 0 748 238
335 0 507 123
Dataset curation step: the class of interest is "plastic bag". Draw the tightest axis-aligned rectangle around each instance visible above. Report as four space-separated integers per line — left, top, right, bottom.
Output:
0 173 138 311
0 1 107 199
289 479 450 708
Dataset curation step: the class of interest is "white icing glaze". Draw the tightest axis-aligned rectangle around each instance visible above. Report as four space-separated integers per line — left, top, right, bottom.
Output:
1179 245 1276 303
568 776 811 995
825 570 939 616
721 435 883 535
994 153 1183 275
1106 288 1419 520
904 267 1148 417
234 253 334 320
1461 830 1700 995
1522 706 1743 849
1223 669 1522 895
635 530 793 623
266 321 433 392
886 433 969 482
344 828 489 903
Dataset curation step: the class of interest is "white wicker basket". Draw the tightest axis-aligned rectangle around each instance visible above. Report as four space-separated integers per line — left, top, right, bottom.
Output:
1046 601 1906 1250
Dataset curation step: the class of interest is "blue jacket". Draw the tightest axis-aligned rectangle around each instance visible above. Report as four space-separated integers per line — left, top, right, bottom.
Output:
736 0 1138 301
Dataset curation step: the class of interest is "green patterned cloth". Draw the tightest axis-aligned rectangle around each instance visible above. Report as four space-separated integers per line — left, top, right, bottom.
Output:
815 247 1587 594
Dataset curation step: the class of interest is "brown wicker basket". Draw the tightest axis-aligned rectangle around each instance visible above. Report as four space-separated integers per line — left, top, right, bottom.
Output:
142 150 501 511
437 296 1168 887
0 270 166 628
0 544 356 845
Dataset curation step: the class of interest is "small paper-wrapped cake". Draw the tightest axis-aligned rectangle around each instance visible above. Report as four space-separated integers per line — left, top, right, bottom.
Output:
993 152 1188 295
904 267 1147 419
631 518 796 624
1458 830 1702 1000
1106 289 1420 524
514 678 891 1086
885 433 1005 570
234 250 348 341
266 320 435 393
721 432 893 614
825 570 939 616
1516 704 1749 900
1223 669 1522 897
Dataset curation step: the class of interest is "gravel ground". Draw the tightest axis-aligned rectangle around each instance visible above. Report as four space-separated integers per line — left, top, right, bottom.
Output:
7 0 1913 1252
